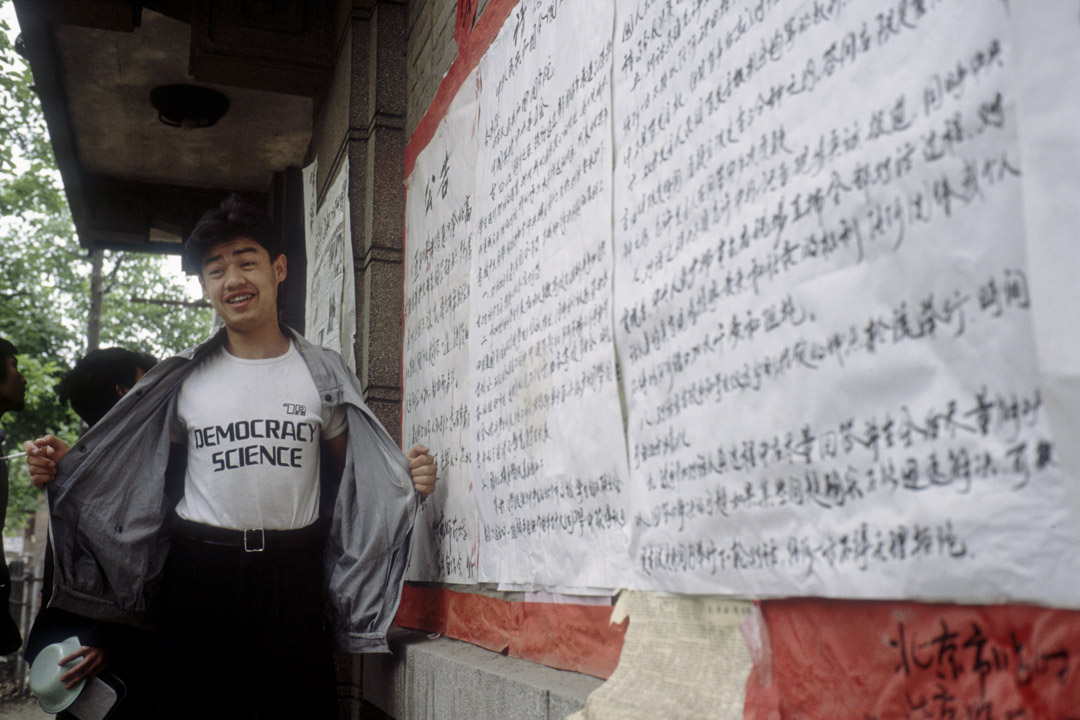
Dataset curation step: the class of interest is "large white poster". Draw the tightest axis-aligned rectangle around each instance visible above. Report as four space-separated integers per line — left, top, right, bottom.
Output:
305 159 355 368
470 0 632 589
612 0 1080 602
403 70 481 583
398 0 1080 604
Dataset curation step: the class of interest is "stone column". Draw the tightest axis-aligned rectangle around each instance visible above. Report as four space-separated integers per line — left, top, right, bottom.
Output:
348 0 408 445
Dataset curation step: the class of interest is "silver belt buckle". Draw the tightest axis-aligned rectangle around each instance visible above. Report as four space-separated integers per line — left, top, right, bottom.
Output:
243 528 265 552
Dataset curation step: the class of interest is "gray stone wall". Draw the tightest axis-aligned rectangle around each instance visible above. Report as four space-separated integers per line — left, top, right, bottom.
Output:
310 1 409 443
364 629 601 720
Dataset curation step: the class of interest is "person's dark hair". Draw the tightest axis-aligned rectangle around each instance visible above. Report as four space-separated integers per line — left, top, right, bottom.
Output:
57 348 157 427
182 194 284 274
0 338 16 382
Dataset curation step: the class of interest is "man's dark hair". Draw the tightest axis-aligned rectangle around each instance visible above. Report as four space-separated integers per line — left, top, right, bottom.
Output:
182 194 284 274
0 338 16 382
57 348 157 427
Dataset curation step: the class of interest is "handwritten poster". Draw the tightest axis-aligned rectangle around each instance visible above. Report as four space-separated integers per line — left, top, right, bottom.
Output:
403 70 481 584
470 0 631 589
744 599 1080 720
611 0 1080 602
305 159 356 369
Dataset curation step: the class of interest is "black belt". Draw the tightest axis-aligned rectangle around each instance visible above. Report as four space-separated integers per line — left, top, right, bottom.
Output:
173 517 326 552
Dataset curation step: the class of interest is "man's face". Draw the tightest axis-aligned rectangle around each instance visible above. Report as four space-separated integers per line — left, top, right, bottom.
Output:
199 238 287 334
0 356 27 415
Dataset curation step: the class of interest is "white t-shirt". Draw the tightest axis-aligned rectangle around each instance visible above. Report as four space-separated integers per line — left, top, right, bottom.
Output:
170 341 347 530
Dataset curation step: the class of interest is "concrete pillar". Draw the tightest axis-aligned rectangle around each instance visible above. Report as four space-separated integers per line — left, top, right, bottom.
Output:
348 0 408 444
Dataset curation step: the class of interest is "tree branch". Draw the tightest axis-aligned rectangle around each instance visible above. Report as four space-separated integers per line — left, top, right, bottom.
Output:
129 295 211 309
101 252 125 294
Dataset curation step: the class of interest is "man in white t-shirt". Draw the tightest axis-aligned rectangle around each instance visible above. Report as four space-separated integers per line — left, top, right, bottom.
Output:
28 195 437 719
162 196 435 717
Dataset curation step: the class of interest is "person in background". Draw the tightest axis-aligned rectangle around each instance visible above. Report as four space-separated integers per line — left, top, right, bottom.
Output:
0 338 27 654
24 347 158 718
57 347 158 428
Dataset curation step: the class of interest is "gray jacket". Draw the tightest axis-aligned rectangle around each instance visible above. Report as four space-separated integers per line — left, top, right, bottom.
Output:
46 328 417 653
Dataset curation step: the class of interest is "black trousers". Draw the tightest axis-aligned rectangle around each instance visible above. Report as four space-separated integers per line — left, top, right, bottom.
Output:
154 535 336 720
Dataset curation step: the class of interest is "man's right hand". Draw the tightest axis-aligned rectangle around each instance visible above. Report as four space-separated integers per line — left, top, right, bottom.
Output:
23 435 70 489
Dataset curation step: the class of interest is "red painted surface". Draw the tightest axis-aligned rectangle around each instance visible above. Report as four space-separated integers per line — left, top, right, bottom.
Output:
454 0 477 52
744 599 1080 720
404 0 519 178
395 585 627 679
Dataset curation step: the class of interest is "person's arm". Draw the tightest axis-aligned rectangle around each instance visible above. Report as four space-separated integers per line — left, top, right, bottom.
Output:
22 435 70 489
405 444 437 497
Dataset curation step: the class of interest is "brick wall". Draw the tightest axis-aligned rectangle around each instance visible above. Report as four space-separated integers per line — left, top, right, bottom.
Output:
406 0 457 139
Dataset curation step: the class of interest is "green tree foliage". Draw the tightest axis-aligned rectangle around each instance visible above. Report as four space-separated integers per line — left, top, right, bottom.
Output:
0 2 212 530
2 355 78 529
94 252 213 360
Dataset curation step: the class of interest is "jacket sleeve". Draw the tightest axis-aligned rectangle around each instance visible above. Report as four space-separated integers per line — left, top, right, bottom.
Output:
325 404 418 653
47 356 190 628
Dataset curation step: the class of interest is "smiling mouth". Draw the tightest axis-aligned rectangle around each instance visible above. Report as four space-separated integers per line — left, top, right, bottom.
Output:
226 293 254 305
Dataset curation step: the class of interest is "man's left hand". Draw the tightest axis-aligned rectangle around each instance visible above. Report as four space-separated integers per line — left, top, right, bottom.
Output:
58 645 107 689
405 444 437 497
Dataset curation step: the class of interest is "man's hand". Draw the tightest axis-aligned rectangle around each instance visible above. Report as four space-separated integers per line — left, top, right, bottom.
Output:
58 645 107 689
405 444 437 497
23 436 70 489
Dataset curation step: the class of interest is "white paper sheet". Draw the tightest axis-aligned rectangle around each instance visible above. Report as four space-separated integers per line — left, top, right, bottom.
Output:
570 592 753 720
1012 1 1080 525
304 160 354 368
612 0 1080 603
470 0 632 588
303 157 318 250
403 69 482 583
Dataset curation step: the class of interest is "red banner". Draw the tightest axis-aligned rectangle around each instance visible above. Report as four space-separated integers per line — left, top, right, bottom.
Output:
454 0 477 51
745 599 1080 720
395 585 626 679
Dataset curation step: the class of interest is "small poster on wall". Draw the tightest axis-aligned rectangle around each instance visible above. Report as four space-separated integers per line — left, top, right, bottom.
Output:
303 158 356 370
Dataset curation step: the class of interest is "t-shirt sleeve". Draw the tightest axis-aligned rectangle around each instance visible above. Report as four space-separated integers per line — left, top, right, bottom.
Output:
321 403 347 440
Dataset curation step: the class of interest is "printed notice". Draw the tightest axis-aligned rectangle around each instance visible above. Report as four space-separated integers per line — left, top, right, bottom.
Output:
572 592 753 720
471 0 631 589
612 0 1080 602
305 159 354 368
403 70 481 584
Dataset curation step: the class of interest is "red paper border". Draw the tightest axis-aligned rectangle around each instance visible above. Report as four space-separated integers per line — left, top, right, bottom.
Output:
395 586 627 679
745 598 1080 719
404 0 520 178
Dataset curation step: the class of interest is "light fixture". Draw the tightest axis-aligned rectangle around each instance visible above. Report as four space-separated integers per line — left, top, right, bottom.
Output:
149 84 229 130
